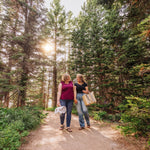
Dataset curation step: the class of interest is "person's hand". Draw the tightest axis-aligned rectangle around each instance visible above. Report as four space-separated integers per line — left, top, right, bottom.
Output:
82 90 89 94
74 99 78 104
82 90 86 93
57 101 61 107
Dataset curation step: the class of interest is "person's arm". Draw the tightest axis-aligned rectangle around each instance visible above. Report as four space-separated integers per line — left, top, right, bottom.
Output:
73 85 78 104
57 83 62 107
82 86 89 94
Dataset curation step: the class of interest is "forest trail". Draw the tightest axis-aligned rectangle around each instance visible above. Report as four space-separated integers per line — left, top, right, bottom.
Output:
20 111 140 150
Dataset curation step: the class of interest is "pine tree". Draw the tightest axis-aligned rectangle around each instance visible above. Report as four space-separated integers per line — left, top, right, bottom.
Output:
46 0 67 107
0 0 47 107
70 0 150 107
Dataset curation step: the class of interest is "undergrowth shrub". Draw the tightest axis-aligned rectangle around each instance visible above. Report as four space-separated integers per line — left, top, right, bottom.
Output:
0 106 46 150
120 96 150 137
45 107 56 112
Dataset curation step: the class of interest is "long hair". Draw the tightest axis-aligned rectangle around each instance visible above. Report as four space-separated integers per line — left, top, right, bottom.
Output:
62 73 71 82
77 74 86 83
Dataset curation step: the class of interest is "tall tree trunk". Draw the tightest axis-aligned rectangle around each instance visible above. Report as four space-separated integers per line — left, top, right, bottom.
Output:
5 14 18 107
40 67 45 107
67 40 71 73
4 58 11 108
20 56 28 106
19 1 29 106
52 27 57 107
47 70 51 108
52 65 57 107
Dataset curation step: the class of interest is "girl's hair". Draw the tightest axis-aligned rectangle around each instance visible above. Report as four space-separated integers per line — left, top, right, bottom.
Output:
62 73 71 82
77 74 86 83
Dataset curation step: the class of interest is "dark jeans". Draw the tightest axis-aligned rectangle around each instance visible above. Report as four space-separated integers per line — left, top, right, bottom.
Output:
60 99 73 127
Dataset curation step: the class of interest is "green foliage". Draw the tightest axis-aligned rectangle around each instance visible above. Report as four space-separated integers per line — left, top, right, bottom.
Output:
70 0 150 109
0 0 51 107
98 111 107 119
46 107 56 111
148 138 150 147
137 15 150 39
120 96 150 136
0 107 46 150
92 110 121 122
72 108 78 115
0 0 149 148
93 113 101 121
72 104 121 122
93 111 107 121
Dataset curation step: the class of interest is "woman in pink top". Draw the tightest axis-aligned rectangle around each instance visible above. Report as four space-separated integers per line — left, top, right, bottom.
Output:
57 73 77 132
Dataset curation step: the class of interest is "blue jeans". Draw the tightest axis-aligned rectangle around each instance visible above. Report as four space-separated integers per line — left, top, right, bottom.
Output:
60 99 73 127
76 93 90 127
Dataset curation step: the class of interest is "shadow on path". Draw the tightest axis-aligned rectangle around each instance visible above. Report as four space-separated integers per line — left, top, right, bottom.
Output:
20 112 128 150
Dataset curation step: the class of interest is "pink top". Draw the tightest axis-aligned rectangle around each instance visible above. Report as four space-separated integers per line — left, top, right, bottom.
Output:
60 81 74 100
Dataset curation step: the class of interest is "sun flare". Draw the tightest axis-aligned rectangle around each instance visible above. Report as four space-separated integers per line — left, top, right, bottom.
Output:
42 43 53 53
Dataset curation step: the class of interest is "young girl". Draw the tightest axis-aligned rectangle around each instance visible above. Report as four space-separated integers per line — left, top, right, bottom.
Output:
74 74 90 130
57 73 77 132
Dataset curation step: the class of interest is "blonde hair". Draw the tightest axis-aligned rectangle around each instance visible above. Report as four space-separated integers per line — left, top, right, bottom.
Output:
77 74 86 83
62 73 71 82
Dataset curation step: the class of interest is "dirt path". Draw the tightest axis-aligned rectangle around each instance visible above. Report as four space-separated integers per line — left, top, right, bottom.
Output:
20 112 141 150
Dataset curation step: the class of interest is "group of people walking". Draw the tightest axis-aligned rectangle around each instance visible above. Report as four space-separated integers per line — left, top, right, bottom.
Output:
57 73 90 132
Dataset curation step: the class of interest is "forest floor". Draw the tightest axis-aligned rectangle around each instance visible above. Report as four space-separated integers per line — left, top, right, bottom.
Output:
20 111 147 150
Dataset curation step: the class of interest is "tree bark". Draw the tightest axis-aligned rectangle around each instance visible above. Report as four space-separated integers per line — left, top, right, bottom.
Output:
19 0 30 106
20 55 28 106
52 26 57 107
47 70 51 108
